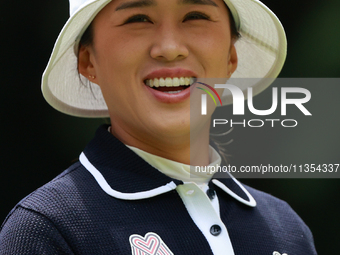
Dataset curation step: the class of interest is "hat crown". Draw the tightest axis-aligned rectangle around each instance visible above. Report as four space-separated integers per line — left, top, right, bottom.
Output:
69 0 96 16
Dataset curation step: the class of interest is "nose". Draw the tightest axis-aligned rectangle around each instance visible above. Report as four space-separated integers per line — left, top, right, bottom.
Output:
150 24 189 62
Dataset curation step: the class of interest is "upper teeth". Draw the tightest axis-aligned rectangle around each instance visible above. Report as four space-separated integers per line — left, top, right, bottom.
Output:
145 77 195 87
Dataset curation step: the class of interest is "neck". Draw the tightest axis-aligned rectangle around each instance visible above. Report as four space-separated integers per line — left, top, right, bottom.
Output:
110 121 211 166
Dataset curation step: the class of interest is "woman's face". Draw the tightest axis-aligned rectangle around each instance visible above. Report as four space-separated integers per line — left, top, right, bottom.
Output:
79 0 237 143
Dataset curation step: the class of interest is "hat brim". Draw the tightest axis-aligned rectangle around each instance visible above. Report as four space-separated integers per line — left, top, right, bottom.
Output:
42 0 286 117
222 0 287 102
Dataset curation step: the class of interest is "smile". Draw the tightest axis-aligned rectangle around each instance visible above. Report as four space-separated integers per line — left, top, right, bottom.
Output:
144 77 196 94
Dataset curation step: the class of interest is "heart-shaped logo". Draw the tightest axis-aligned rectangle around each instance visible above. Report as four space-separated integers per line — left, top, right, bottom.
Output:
130 232 173 255
273 251 288 255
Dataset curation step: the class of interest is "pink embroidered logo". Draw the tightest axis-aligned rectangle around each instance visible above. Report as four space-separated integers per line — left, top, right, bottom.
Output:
273 252 288 255
129 232 174 255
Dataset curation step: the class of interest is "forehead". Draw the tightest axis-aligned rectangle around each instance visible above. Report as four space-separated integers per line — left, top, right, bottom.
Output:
89 0 231 41
89 0 231 40
95 0 227 21
114 0 219 8
110 0 223 11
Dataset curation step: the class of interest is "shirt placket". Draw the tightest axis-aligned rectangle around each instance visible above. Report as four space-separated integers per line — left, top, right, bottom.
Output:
176 183 235 255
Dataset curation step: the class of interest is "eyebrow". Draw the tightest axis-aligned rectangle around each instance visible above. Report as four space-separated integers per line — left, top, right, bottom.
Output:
180 0 218 7
115 0 156 11
115 0 218 11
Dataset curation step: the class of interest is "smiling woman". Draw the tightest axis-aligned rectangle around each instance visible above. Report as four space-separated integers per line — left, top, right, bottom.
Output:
0 0 317 254
76 0 238 165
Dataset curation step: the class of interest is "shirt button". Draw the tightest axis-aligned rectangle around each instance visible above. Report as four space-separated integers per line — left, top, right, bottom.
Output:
210 225 222 236
206 188 216 200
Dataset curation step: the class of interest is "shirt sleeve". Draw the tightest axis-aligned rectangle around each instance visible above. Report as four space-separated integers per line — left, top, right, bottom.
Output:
0 206 74 255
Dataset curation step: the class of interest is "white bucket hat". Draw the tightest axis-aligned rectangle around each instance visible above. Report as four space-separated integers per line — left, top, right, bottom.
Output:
42 0 287 117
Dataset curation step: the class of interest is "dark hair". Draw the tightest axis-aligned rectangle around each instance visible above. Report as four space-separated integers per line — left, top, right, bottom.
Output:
79 8 240 48
228 10 241 41
80 23 94 47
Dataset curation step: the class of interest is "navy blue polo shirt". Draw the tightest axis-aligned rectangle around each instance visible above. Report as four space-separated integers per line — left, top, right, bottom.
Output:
0 125 317 254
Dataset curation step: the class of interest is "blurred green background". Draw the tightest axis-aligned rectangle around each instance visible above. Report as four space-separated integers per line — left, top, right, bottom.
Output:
0 0 339 254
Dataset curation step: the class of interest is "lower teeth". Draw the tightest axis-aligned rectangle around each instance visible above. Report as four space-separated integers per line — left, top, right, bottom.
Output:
164 90 183 94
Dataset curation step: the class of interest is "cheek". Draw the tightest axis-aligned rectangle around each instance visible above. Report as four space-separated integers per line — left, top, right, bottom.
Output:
94 37 147 93
94 28 149 74
92 36 153 118
96 43 137 79
189 26 231 77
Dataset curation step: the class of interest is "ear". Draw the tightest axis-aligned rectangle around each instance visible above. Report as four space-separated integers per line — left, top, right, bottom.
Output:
228 44 238 76
78 45 97 83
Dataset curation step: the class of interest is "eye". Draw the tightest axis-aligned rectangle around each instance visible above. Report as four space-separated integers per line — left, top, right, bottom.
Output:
124 14 152 24
183 12 211 22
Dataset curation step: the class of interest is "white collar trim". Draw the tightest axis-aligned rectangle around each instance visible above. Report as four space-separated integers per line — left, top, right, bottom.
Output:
79 152 177 200
79 152 256 207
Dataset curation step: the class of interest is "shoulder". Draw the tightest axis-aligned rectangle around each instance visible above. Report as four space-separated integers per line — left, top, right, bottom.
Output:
245 184 307 224
1 160 103 233
244 184 317 253
1 161 89 223
0 162 89 254
15 161 90 216
0 206 74 254
216 179 317 254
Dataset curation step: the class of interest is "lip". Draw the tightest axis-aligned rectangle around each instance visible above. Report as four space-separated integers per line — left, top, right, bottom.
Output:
144 82 193 104
143 68 198 104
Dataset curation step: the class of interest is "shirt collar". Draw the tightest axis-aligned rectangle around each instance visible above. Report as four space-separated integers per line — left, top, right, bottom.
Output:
80 125 256 207
126 144 221 184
